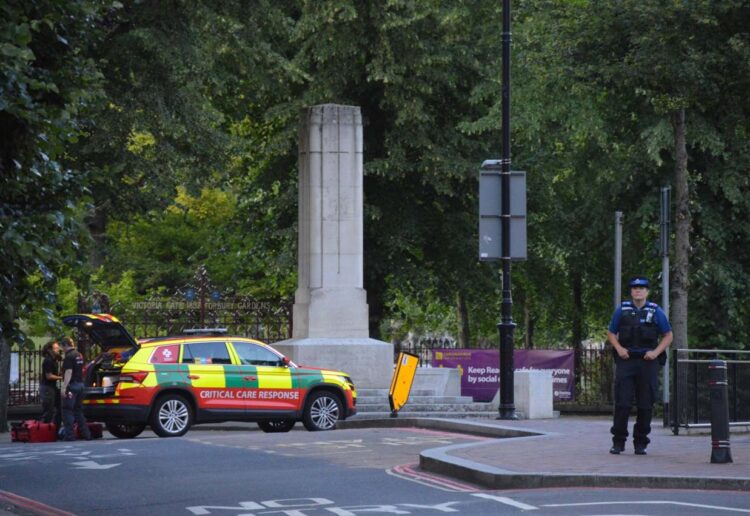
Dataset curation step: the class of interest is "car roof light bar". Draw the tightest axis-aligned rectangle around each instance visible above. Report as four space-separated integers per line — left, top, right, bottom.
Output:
181 328 228 335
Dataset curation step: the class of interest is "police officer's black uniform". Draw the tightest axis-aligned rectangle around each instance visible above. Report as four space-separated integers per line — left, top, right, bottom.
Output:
608 277 672 455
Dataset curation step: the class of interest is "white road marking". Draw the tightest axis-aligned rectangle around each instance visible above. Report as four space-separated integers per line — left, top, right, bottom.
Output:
187 501 265 514
400 502 464 512
542 501 750 513
71 460 121 470
187 499 334 515
90 449 135 458
0 446 135 467
472 493 538 510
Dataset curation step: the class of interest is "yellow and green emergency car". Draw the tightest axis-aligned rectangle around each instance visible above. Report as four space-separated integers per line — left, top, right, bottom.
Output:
63 314 357 438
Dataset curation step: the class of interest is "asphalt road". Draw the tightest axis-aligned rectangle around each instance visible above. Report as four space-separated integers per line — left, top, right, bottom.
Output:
1 426 749 515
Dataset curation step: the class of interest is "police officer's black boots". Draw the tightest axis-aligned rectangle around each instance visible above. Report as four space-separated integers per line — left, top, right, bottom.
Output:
633 408 652 455
609 406 630 454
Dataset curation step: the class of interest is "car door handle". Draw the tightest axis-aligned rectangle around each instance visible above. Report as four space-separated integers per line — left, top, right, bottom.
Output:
244 376 257 381
187 375 200 380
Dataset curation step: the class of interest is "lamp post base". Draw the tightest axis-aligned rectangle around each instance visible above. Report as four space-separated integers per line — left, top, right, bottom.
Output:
497 405 519 420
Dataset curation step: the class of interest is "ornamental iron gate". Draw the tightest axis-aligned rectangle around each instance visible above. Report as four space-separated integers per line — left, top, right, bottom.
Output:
78 266 292 345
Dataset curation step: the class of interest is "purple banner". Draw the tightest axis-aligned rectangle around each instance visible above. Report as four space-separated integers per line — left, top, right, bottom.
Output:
432 349 575 402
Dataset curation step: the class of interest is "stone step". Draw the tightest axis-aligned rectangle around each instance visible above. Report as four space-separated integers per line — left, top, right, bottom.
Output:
357 389 439 397
356 403 496 413
352 384 493 418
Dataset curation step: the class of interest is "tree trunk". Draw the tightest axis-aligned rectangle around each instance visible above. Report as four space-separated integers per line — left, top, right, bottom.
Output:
456 291 470 348
671 108 690 427
671 108 690 350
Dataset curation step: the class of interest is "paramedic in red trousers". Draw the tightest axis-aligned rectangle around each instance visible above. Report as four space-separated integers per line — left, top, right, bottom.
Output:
39 340 62 427
607 276 673 455
60 336 91 441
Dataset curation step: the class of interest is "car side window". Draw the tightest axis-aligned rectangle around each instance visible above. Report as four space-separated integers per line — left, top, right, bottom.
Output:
150 344 180 364
181 342 232 365
232 341 283 367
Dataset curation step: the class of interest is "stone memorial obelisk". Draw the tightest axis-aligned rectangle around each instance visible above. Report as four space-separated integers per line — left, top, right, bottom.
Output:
274 104 393 389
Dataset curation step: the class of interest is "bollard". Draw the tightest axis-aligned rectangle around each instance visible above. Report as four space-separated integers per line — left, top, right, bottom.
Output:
708 360 733 464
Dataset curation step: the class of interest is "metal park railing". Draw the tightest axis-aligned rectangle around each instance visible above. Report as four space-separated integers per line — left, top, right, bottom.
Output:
671 349 750 435
9 349 42 407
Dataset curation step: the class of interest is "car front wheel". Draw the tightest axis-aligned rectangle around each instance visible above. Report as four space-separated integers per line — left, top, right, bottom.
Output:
105 422 146 439
302 391 342 431
150 394 193 437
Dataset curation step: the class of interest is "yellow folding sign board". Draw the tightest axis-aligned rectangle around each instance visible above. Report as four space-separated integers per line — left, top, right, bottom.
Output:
389 352 420 416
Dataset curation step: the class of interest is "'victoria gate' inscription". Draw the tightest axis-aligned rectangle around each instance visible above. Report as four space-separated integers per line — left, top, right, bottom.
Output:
132 300 279 312
114 265 291 342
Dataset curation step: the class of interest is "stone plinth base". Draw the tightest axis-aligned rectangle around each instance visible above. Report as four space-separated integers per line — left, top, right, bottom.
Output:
514 369 554 419
412 368 461 396
274 338 393 390
486 370 555 419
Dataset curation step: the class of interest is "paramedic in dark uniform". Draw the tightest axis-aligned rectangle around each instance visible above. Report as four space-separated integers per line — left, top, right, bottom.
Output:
607 276 672 455
39 340 62 427
60 336 91 441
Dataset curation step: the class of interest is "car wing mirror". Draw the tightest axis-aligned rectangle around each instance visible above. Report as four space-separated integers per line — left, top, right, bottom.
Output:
281 356 291 367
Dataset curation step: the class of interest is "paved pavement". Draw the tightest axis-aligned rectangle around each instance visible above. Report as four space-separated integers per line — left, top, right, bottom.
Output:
340 415 750 491
2 415 748 514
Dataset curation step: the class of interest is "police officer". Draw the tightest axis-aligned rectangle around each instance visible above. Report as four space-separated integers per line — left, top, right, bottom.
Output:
60 336 91 441
607 276 673 455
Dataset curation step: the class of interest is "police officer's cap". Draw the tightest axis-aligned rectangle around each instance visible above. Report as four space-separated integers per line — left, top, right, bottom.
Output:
628 276 650 289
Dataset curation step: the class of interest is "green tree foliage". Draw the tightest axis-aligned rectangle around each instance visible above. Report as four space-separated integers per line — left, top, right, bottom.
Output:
71 0 242 269
102 185 294 298
65 0 304 295
0 0 107 429
227 1 504 339
554 1 749 348
7 1 750 417
83 2 503 343
461 0 750 350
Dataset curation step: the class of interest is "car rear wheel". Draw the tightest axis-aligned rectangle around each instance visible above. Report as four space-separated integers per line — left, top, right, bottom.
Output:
150 394 193 437
105 422 146 439
302 391 342 431
257 419 296 433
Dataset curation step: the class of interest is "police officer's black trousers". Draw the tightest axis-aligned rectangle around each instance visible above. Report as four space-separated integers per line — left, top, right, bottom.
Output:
611 357 659 448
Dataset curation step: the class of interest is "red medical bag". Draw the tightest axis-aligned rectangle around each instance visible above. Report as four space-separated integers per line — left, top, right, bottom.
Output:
10 420 58 443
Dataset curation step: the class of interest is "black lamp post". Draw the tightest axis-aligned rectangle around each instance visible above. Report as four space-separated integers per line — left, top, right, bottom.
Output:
498 0 517 420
